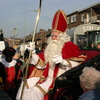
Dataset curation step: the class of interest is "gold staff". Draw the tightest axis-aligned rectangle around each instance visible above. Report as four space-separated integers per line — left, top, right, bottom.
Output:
20 0 42 100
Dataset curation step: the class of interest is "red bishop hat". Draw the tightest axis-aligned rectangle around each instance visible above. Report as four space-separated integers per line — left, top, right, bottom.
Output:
52 9 68 33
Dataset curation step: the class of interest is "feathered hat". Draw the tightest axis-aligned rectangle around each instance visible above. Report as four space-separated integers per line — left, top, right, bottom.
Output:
52 9 68 33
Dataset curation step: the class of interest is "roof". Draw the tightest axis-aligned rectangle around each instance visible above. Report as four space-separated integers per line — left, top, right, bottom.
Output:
79 2 100 12
67 2 100 15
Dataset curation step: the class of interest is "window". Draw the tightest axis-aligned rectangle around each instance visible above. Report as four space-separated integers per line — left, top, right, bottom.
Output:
81 14 85 22
71 15 76 23
77 35 88 49
96 8 100 14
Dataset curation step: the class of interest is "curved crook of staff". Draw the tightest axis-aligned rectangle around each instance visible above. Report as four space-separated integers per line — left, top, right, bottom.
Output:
20 0 42 100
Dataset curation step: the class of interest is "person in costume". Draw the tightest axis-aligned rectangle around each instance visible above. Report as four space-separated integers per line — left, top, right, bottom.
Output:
16 9 82 100
79 67 100 100
0 47 22 99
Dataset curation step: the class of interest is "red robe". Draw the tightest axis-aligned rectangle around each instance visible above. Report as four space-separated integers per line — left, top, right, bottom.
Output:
37 41 80 89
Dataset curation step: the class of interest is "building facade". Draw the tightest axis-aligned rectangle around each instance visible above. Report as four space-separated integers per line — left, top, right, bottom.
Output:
67 2 100 30
24 2 100 50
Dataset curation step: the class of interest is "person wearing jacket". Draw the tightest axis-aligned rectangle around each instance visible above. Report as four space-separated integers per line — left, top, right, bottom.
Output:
0 47 22 99
79 67 100 100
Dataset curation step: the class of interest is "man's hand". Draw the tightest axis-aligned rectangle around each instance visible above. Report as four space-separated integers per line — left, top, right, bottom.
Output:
53 55 63 64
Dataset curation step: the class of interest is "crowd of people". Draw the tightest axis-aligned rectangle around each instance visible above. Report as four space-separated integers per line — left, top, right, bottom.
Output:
0 9 100 100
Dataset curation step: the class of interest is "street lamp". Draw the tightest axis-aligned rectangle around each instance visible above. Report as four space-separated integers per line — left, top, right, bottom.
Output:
24 9 40 43
23 10 35 59
24 10 35 44
12 28 18 47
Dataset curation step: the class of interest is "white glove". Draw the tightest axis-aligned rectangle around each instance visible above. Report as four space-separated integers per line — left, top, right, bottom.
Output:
53 55 72 68
28 42 35 53
53 55 63 64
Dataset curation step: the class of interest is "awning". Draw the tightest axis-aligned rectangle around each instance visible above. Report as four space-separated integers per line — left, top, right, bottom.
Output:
67 24 100 36
67 27 76 36
74 24 100 35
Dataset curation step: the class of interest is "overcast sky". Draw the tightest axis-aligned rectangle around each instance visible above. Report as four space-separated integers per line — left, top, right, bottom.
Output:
0 0 100 38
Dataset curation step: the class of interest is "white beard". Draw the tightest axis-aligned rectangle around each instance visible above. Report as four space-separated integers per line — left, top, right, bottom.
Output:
44 33 70 68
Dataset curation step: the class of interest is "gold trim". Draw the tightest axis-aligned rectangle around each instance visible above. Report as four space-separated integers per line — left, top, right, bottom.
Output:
39 75 46 83
79 55 87 58
35 58 46 68
69 55 87 62
35 84 47 95
52 29 64 34
35 59 40 66
70 57 85 62
65 59 72 68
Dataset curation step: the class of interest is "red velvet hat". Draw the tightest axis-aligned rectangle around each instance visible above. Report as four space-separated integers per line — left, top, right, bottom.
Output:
52 9 68 33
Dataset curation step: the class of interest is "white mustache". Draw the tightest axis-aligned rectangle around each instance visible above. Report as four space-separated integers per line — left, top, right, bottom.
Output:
52 40 58 43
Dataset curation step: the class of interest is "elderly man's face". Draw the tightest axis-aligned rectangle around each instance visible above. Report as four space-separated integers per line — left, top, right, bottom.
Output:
51 31 60 40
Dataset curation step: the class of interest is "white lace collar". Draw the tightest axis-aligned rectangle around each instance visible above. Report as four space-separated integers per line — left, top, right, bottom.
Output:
1 59 17 68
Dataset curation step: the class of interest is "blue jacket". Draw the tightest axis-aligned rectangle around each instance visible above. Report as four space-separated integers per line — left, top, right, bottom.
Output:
79 89 100 100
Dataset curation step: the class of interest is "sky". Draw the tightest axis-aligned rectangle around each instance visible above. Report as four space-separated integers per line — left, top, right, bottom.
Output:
0 0 100 39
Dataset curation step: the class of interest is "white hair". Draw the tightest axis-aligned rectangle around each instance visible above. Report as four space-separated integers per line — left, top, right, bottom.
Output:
46 32 70 44
80 67 100 90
